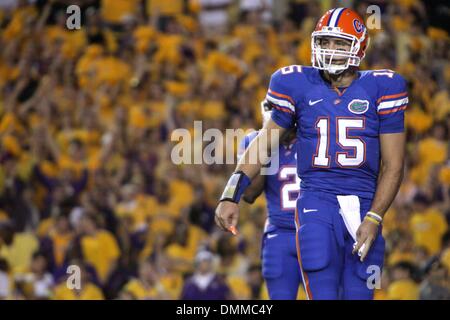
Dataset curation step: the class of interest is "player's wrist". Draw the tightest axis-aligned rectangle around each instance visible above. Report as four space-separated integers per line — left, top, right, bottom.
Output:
364 211 383 226
219 171 252 204
367 210 383 222
364 215 380 226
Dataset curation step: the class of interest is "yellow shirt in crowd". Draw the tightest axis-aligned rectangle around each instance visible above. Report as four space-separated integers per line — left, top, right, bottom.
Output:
0 232 38 274
101 0 140 23
147 0 184 16
53 282 104 300
80 230 121 283
410 208 448 255
122 279 159 300
387 279 419 300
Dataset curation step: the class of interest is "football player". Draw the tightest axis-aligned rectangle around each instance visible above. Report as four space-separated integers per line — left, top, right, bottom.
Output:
237 100 301 299
215 8 407 299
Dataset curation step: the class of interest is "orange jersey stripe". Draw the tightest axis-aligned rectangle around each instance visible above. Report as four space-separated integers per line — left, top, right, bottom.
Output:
273 104 294 114
295 207 313 300
378 105 407 115
377 91 407 104
268 89 295 105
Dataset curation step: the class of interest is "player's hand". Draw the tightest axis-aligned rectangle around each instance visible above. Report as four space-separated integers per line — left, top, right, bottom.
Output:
352 218 379 262
215 201 239 234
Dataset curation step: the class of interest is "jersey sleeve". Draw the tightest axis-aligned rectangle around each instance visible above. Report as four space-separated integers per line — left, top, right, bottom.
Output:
376 72 408 134
237 131 259 161
266 69 296 129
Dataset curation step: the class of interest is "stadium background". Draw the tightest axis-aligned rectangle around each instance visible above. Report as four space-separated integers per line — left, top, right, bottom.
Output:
0 0 448 300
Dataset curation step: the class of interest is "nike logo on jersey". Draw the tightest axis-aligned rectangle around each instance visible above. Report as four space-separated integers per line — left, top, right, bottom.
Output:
267 234 278 239
308 99 323 106
303 208 318 213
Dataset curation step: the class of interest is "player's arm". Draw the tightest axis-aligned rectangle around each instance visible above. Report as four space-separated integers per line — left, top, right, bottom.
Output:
243 174 265 204
214 119 287 233
235 119 286 178
369 132 406 216
215 67 298 233
354 71 408 261
236 131 266 204
353 132 405 260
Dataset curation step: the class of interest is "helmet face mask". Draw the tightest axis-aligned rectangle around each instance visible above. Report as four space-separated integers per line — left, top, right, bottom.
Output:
311 32 361 74
311 8 369 75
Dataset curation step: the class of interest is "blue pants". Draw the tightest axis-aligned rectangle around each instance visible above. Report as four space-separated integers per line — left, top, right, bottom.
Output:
295 190 385 300
261 225 302 299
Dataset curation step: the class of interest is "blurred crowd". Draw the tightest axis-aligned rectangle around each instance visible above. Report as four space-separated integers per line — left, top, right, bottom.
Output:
0 0 449 300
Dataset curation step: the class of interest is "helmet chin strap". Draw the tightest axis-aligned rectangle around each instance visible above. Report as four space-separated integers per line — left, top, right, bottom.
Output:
324 65 357 82
324 60 349 74
326 66 346 75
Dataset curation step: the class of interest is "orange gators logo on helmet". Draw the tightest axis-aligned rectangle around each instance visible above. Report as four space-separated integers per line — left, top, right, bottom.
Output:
311 8 370 74
353 19 364 33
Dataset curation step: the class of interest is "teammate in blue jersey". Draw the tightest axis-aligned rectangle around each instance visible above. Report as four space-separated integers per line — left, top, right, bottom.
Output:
215 8 408 299
237 100 301 299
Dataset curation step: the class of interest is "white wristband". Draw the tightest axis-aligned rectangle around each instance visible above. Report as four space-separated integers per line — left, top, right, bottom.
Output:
367 211 383 223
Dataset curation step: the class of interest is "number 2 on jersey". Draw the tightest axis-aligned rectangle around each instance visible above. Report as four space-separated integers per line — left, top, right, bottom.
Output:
279 166 300 210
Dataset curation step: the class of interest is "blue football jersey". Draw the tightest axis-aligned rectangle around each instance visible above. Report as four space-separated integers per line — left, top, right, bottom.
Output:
266 66 408 199
238 131 300 230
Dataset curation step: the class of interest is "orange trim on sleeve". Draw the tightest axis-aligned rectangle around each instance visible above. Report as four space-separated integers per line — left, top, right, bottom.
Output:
376 92 407 104
272 104 294 114
378 105 407 115
268 89 295 105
